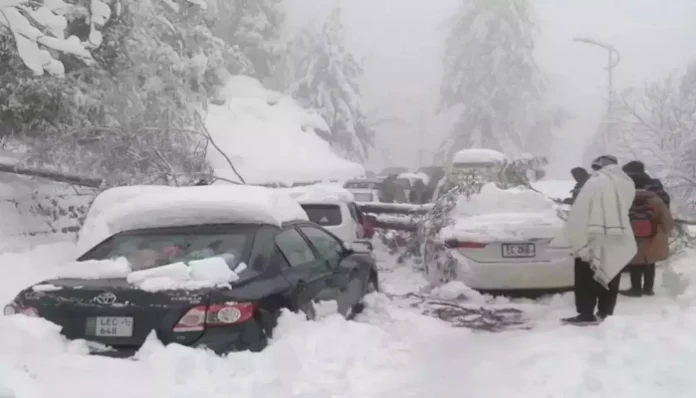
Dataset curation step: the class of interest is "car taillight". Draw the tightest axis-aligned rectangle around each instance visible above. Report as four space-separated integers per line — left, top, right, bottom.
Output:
4 304 38 317
172 302 255 332
445 240 487 249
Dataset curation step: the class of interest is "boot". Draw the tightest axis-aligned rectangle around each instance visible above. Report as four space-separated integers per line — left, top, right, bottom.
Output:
561 314 601 326
619 288 643 297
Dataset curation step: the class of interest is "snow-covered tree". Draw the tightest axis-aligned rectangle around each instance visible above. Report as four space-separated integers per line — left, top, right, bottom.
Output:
439 0 558 160
0 0 253 186
286 7 374 161
610 64 696 216
0 0 112 77
211 0 285 81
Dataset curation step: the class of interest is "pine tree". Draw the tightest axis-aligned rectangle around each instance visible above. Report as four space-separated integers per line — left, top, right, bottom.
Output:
287 7 374 161
439 0 550 160
212 0 286 81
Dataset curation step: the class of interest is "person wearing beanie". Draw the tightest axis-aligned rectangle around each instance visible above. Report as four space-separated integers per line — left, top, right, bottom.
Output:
550 154 637 325
622 160 671 208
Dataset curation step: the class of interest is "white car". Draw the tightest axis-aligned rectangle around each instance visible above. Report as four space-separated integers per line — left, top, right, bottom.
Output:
297 199 372 245
440 212 573 290
423 157 573 291
281 184 374 246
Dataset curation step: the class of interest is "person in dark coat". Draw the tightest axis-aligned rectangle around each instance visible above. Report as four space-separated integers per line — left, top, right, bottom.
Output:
563 167 590 205
621 161 673 296
622 160 670 207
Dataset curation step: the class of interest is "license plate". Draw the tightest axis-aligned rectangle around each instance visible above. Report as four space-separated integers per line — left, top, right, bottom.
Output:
88 317 134 337
502 243 536 258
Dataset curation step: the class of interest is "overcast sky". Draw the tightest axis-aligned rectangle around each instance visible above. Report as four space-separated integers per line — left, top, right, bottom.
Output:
286 0 696 176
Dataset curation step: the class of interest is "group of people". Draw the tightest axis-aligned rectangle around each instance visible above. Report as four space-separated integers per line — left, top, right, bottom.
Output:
553 155 674 326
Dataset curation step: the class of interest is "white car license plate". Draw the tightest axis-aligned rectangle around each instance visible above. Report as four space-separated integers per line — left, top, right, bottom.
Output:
502 243 536 258
90 316 134 337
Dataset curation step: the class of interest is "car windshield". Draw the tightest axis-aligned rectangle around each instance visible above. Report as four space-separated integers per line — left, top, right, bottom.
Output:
352 192 374 202
301 204 342 226
79 225 256 271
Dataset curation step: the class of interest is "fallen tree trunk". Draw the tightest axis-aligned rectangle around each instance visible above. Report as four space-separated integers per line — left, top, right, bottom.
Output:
357 201 432 216
370 213 420 232
0 163 102 188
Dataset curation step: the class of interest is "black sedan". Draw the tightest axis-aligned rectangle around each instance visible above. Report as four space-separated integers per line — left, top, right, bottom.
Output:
4 220 379 357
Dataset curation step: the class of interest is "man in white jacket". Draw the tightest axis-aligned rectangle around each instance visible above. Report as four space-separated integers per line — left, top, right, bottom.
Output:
551 155 638 325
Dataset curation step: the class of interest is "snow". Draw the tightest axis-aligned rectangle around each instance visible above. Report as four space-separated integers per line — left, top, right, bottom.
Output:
396 172 430 185
56 257 130 280
439 183 564 242
76 185 175 256
280 183 355 203
452 148 509 165
6 239 696 395
532 179 575 200
127 257 245 292
0 0 101 76
47 254 246 292
31 284 62 292
76 184 308 258
206 75 365 185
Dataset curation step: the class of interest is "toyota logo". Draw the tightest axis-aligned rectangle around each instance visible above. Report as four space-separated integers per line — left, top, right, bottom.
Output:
93 292 117 305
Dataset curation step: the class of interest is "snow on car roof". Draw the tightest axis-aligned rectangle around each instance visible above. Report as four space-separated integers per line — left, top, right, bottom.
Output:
438 183 561 242
452 149 508 165
279 183 355 203
75 184 307 257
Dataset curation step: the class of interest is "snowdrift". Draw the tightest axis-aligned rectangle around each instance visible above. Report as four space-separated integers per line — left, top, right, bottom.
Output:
206 76 365 185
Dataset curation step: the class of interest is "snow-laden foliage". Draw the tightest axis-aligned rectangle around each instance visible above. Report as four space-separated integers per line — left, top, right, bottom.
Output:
0 0 109 77
211 0 285 81
597 64 696 219
439 0 565 160
0 0 266 186
285 7 375 162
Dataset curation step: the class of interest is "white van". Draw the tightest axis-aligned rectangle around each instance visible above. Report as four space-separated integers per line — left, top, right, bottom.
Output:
298 199 369 244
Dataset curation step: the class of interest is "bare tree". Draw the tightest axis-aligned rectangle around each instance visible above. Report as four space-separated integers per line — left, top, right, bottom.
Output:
616 67 696 216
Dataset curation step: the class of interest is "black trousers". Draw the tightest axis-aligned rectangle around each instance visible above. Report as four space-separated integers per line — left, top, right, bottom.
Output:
628 264 655 291
574 258 621 316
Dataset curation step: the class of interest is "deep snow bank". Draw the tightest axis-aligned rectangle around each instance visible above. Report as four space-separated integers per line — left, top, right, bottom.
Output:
206 76 365 185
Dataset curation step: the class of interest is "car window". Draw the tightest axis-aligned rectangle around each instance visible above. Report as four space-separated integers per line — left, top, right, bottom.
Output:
300 226 344 263
78 225 255 272
270 247 291 269
300 204 342 226
275 228 317 266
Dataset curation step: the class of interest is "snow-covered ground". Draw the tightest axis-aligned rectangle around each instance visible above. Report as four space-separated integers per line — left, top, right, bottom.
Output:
2 238 696 397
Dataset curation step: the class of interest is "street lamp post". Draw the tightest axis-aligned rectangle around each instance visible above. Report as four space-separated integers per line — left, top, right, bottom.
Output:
572 37 621 149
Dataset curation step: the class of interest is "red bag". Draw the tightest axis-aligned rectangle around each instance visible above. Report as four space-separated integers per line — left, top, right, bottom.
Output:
631 219 656 238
